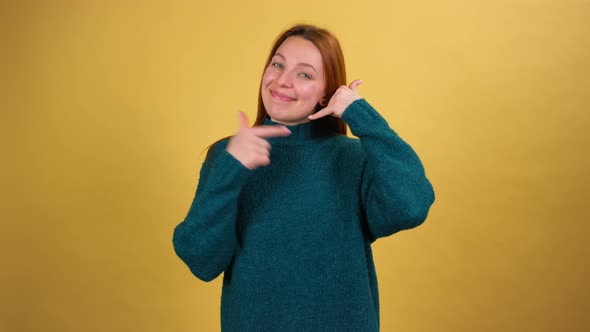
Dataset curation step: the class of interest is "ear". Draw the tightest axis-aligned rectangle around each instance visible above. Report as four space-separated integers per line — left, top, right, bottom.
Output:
319 96 328 107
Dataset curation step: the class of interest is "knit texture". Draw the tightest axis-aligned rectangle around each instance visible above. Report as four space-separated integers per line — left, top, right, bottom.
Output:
173 99 435 331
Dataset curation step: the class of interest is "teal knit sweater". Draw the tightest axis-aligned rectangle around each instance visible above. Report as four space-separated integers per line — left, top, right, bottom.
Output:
173 99 435 331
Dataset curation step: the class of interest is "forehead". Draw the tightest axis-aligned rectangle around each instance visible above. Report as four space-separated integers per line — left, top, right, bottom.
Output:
275 36 323 67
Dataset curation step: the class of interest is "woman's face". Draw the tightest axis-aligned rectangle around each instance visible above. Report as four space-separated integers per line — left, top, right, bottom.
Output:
261 36 326 125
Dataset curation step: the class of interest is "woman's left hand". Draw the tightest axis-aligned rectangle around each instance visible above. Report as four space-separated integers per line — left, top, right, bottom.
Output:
308 79 362 120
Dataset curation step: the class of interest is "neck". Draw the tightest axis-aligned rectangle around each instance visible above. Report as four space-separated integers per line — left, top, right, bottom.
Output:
269 117 311 126
263 116 336 144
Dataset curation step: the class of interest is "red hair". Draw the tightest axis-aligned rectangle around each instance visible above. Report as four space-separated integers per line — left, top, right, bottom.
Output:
253 24 348 134
207 24 347 156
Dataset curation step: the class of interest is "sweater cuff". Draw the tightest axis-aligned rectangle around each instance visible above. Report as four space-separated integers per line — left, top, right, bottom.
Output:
341 99 391 137
206 148 251 192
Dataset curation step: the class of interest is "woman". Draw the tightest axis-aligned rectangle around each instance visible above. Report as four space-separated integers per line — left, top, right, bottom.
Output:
173 24 435 331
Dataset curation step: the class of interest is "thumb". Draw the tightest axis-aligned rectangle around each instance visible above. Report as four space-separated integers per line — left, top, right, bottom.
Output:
348 79 363 92
238 111 250 129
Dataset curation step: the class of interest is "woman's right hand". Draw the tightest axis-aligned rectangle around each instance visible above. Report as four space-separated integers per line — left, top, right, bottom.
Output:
226 112 291 170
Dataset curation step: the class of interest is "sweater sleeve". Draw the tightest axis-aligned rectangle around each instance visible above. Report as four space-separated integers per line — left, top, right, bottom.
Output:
172 141 250 281
341 99 435 241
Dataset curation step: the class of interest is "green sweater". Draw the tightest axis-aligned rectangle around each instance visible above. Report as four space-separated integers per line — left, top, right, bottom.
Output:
173 99 435 331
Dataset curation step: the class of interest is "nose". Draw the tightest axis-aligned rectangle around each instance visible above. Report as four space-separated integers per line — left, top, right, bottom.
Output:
276 70 293 87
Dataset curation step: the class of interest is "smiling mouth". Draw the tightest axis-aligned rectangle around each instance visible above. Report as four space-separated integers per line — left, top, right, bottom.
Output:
270 90 296 102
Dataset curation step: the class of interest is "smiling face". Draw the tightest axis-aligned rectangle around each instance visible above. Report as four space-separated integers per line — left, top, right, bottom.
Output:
261 36 326 125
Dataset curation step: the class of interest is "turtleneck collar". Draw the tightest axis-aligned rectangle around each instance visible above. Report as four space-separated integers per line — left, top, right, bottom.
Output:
263 116 334 144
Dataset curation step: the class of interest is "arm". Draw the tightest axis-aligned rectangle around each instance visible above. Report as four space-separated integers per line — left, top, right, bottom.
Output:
342 99 435 241
173 114 290 282
172 141 250 281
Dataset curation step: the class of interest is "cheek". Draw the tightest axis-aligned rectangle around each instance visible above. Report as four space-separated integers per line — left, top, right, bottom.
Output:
262 68 277 85
299 84 325 103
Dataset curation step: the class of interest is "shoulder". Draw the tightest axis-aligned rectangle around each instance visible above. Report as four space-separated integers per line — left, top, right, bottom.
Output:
330 133 360 146
204 137 231 164
326 134 365 159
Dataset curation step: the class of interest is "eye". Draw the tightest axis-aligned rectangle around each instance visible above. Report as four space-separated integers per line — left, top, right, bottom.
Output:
298 72 312 79
271 62 283 69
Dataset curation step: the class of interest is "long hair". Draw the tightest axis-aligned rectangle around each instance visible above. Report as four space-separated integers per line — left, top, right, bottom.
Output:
252 24 348 132
206 24 348 157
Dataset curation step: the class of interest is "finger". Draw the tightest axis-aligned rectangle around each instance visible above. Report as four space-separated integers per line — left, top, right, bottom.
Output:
256 138 272 151
308 108 332 120
254 145 271 157
251 136 272 151
238 111 250 129
348 79 363 92
257 155 271 167
250 125 291 138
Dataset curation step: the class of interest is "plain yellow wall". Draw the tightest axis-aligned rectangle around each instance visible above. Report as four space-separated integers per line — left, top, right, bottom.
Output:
3 0 589 331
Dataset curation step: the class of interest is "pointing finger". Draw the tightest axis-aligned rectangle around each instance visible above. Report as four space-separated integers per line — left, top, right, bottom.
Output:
250 125 291 138
348 79 362 92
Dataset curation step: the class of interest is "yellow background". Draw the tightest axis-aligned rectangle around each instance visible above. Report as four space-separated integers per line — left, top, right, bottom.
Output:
2 0 589 331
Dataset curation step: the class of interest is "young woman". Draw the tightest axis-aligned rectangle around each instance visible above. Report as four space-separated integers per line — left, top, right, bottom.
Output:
173 24 435 331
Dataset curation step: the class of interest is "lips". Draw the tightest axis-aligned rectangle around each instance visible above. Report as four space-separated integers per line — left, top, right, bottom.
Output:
270 89 296 102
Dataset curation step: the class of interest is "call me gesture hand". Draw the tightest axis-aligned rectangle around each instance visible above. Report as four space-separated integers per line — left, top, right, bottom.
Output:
226 112 291 170
308 80 363 120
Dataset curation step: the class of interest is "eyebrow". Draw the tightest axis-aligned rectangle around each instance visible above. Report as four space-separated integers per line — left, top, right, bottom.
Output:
274 53 318 73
